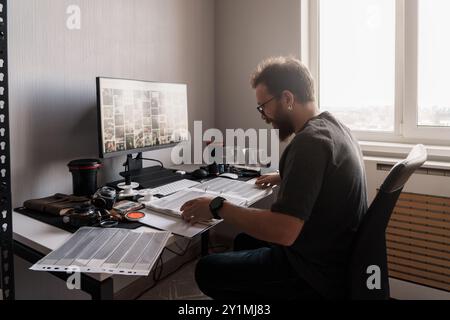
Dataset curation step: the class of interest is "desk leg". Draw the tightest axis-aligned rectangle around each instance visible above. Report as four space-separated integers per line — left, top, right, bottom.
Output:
201 231 209 256
88 277 114 301
14 240 115 300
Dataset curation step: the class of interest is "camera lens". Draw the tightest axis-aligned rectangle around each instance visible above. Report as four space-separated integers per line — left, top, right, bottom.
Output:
74 204 96 215
93 197 107 208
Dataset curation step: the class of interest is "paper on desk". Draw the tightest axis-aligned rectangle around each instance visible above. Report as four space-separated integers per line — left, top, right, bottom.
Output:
146 178 271 218
192 178 273 206
139 208 221 239
30 227 171 276
146 188 246 218
140 178 271 238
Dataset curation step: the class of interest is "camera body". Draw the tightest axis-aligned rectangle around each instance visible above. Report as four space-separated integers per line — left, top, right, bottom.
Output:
63 204 99 228
92 186 117 210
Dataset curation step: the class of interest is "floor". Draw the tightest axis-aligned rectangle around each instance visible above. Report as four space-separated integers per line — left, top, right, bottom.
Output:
138 259 209 300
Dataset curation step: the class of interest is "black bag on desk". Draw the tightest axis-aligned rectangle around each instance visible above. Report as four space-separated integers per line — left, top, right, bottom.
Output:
23 193 91 216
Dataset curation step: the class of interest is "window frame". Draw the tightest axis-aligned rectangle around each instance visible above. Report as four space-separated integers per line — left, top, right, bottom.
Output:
303 0 450 146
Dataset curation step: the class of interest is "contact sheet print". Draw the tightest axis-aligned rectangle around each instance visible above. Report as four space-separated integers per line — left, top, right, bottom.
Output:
31 228 171 276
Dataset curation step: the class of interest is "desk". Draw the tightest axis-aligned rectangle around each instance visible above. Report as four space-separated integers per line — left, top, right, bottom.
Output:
13 211 217 300
12 173 276 300
13 212 185 299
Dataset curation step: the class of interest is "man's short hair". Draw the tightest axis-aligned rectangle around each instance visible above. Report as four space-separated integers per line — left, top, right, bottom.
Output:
251 56 316 104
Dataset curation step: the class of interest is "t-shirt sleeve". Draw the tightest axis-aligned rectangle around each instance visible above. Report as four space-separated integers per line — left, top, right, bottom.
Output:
271 135 330 221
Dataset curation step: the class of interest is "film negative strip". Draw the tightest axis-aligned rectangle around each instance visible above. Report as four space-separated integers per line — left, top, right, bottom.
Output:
0 0 14 300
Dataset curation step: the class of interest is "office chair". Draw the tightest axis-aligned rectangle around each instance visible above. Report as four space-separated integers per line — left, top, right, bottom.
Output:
348 144 428 300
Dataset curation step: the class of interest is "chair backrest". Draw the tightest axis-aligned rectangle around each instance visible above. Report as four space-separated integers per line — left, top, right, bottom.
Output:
348 144 428 300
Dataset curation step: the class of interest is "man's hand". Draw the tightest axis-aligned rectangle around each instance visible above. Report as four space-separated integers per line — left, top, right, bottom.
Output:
180 197 214 225
255 174 281 188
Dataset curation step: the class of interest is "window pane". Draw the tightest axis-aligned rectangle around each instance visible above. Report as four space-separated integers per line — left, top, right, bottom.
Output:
319 0 396 132
418 0 450 127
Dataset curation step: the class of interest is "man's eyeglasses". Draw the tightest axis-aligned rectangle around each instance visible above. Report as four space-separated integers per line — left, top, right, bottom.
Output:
256 96 278 116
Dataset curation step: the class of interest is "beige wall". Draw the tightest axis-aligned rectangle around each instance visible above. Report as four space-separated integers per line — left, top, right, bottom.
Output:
9 0 215 208
9 0 302 207
215 0 302 133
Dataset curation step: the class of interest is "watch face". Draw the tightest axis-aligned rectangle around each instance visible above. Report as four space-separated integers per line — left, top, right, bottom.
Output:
210 197 225 211
210 197 221 211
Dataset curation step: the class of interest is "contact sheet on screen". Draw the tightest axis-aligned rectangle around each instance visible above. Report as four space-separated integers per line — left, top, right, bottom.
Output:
30 227 171 276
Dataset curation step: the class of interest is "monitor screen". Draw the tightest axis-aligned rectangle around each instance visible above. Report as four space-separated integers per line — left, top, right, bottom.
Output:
97 77 189 158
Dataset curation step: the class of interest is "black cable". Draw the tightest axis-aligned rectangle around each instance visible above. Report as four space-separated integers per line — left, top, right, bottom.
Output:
165 239 192 257
134 251 200 300
133 237 205 299
152 255 164 283
174 240 185 252
139 157 165 169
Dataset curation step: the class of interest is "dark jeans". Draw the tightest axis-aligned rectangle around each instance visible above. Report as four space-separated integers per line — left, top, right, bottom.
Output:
195 233 323 300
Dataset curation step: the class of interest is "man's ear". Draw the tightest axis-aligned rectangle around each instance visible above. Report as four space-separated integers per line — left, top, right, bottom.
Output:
281 90 296 108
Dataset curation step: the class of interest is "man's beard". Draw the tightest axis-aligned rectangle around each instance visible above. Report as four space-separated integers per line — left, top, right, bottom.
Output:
268 106 295 142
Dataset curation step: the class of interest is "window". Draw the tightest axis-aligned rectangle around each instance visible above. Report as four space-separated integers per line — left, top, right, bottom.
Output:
306 0 450 143
417 0 450 128
320 0 396 132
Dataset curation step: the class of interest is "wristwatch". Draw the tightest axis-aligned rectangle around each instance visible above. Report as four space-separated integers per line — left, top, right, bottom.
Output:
209 197 226 219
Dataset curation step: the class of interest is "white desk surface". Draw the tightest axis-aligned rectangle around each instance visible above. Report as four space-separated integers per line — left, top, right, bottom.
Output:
12 177 276 284
13 211 175 282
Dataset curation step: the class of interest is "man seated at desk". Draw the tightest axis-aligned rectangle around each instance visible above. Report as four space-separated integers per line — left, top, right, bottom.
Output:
180 57 368 300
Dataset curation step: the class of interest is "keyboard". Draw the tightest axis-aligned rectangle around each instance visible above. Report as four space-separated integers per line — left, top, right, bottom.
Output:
135 174 184 189
108 167 194 190
143 179 200 196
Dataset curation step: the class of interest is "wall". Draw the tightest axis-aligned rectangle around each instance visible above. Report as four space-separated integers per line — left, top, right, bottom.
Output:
9 0 215 208
215 0 301 133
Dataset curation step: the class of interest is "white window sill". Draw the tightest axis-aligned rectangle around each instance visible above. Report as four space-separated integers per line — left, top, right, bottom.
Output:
359 140 450 162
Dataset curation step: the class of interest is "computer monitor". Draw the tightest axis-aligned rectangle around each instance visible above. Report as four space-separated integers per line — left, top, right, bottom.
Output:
96 77 189 159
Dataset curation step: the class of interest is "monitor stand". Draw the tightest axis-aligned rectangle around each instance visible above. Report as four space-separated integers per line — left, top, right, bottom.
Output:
117 153 143 198
124 153 144 174
108 152 182 191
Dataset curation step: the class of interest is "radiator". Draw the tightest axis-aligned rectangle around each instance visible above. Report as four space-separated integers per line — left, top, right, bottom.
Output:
386 192 450 292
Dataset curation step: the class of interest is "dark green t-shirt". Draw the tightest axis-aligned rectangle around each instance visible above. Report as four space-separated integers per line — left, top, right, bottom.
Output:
271 111 368 299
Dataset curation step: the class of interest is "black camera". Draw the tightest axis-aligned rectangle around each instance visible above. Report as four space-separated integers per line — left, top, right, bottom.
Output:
92 187 117 210
63 204 99 228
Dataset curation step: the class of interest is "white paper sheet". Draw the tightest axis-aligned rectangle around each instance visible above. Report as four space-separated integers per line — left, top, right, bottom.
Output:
192 178 273 206
146 178 272 218
30 227 171 276
139 208 221 239
146 188 246 218
138 178 272 238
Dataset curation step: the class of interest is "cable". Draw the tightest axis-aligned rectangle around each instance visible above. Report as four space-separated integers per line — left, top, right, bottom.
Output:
152 255 164 283
174 240 186 252
165 239 192 257
133 238 211 299
139 157 164 169
134 251 200 300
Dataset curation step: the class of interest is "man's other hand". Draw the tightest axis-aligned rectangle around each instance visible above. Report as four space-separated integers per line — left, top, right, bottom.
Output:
255 174 281 188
